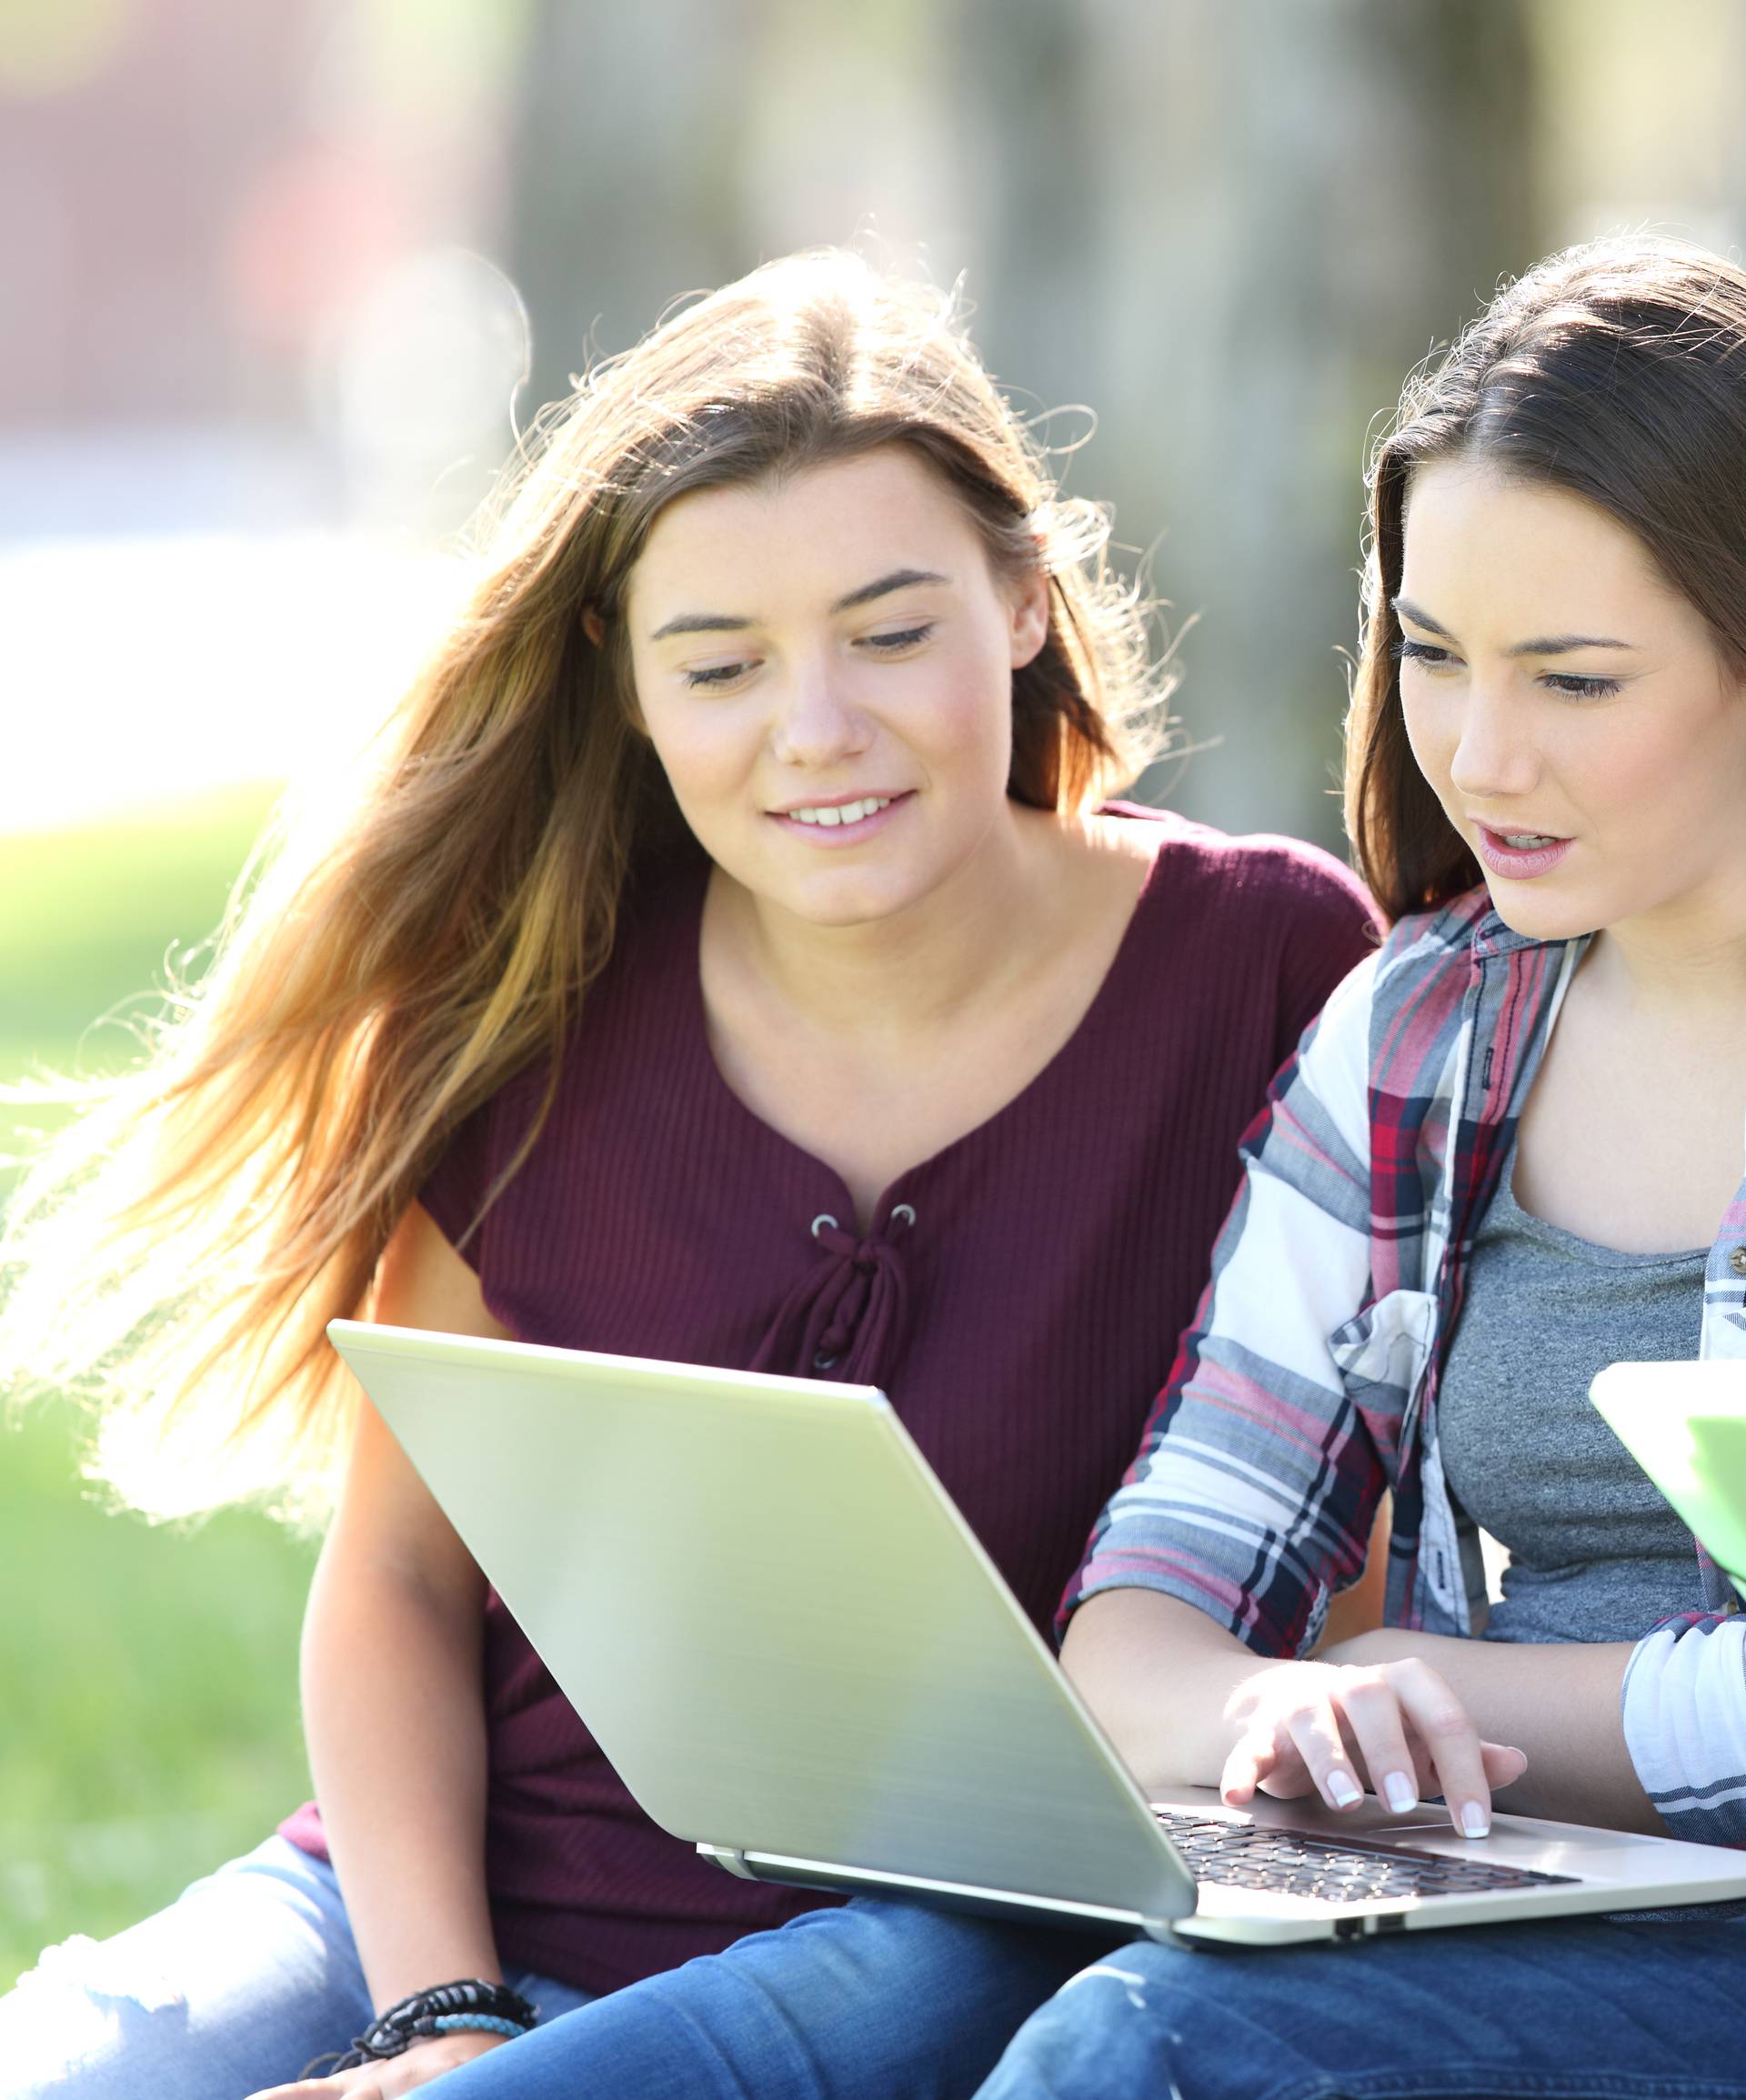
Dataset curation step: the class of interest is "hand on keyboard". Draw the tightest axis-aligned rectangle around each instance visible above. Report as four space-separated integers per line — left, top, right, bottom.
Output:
1219 1656 1527 1840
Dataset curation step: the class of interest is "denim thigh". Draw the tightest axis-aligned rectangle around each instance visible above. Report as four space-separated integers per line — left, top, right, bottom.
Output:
433 1895 1117 2100
976 1913 1746 2100
0 1835 592 2099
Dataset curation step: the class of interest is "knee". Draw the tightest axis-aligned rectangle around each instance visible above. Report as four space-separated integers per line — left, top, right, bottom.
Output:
0 1933 193 2099
977 1952 1188 2100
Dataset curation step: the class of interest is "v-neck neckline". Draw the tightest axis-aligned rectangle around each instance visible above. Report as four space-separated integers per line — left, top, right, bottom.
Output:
681 819 1170 1231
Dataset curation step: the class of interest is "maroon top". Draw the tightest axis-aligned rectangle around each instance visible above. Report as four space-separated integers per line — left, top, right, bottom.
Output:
281 808 1375 1994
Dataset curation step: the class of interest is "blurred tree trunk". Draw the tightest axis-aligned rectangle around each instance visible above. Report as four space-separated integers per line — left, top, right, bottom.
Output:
502 0 758 417
962 0 1542 847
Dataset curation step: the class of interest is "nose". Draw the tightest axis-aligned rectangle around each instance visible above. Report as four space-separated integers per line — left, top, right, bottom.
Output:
1446 674 1541 803
768 655 871 769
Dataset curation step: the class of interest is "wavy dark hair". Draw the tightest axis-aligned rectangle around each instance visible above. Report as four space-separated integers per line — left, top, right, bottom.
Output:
1347 235 1746 920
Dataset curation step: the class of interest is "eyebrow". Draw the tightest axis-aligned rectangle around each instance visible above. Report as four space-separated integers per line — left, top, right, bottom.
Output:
1392 597 1636 656
833 566 950 612
648 568 951 643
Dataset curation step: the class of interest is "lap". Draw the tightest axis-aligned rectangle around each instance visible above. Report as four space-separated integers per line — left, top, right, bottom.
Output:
0 1837 590 2100
434 1896 1116 2100
976 1913 1746 2100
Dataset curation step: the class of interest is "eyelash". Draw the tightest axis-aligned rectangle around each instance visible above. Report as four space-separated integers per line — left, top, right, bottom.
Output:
678 623 937 690
864 623 934 653
1392 636 1622 702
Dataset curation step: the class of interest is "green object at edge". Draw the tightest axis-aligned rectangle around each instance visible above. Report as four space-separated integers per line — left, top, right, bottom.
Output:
1591 1361 1746 1605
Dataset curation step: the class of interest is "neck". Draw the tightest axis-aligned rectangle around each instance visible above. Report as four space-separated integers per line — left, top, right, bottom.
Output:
1587 886 1746 1018
713 805 1072 1040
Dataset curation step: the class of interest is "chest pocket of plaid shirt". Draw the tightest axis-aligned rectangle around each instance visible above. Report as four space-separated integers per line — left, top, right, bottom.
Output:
1328 1287 1440 1432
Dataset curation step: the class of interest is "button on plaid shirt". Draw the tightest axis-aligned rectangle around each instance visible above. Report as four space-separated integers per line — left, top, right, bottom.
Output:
1066 888 1746 1844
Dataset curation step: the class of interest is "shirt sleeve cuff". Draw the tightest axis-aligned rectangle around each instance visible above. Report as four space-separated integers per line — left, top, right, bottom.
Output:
1621 1613 1746 1844
1060 1526 1309 1659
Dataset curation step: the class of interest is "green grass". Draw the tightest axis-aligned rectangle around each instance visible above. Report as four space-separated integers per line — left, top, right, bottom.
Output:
0 790 276 1074
0 788 317 1988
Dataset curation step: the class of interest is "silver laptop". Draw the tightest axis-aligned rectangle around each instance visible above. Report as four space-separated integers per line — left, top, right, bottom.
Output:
328 1321 1746 1946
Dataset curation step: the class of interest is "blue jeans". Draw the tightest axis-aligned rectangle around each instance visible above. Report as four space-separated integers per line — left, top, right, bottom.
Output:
429 1898 1109 2100
2 1836 1099 2099
0 1838 592 2097
974 1914 1746 2099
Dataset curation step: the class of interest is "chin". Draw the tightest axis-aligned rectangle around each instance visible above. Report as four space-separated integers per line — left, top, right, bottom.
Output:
781 878 927 929
1479 878 1608 944
760 843 960 929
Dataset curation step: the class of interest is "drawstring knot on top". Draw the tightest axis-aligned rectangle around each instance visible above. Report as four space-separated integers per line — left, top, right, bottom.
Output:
750 1205 917 1388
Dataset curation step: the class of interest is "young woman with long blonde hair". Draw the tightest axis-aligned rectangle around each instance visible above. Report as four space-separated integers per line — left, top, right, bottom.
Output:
0 250 1371 2099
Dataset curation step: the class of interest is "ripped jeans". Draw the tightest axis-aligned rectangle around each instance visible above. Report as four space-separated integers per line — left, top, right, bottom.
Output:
0 1837 592 2097
0 1835 1102 2099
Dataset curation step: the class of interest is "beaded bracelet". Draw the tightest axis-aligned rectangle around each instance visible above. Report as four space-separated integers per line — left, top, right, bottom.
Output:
427 2014 527 2042
303 1978 538 2076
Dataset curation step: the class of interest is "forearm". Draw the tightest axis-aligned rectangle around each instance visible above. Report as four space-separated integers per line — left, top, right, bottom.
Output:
1320 1627 1659 1832
1060 1587 1277 1794
302 1563 500 2007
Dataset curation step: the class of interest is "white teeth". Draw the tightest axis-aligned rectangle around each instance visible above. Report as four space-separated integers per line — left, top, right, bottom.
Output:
1502 832 1558 849
787 796 891 827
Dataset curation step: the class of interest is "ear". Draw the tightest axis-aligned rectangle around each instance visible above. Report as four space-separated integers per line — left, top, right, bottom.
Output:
1008 568 1051 670
581 601 650 737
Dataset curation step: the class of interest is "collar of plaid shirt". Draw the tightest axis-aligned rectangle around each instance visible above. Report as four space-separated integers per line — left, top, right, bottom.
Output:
1068 884 1746 1650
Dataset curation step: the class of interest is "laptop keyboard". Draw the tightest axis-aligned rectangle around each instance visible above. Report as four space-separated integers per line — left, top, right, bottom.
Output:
1155 1811 1580 1905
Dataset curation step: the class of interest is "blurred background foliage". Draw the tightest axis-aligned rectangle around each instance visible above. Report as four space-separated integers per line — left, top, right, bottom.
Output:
5 0 1746 1985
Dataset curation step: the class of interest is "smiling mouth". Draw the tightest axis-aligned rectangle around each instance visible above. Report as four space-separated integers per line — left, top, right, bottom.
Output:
776 795 898 828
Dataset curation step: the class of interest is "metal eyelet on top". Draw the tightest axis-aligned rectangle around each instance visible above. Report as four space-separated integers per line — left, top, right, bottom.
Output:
810 1213 839 1240
889 1203 917 1230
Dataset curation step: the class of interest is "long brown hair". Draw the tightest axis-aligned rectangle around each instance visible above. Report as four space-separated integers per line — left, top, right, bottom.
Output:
0 249 1169 1521
1347 235 1746 920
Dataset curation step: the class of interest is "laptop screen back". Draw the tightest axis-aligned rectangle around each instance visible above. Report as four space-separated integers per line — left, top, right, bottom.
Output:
329 1321 1191 1924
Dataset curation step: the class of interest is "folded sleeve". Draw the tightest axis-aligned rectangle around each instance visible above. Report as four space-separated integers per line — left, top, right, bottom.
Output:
1621 1612 1746 1845
1060 949 1390 1659
416 1098 497 1271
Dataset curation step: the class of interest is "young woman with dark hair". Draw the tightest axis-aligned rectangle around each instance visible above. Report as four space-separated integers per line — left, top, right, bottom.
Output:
0 251 1371 2099
971 234 1746 2099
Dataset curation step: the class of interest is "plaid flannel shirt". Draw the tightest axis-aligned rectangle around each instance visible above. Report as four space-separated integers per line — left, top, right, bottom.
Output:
1066 888 1746 1845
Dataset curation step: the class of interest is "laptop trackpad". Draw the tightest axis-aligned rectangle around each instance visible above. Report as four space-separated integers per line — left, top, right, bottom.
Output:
1150 1784 1642 1860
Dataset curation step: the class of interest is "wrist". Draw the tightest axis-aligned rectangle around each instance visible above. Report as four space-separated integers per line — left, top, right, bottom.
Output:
1320 1628 1429 1669
309 1978 538 2078
1193 1653 1303 1783
406 2029 513 2063
1219 1656 1325 1764
1316 1630 1394 1666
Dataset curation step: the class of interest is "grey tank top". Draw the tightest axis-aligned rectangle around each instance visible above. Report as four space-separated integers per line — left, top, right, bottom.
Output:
1437 1144 1708 1644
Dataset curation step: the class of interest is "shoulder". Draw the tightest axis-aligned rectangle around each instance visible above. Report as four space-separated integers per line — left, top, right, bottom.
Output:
1099 807 1379 1059
1100 800 1376 940
418 845 709 1247
1297 887 1489 1126
1370 885 1490 982
1308 889 1490 1047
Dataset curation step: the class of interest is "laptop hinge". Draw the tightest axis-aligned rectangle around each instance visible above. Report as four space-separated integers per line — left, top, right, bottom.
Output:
693 1841 1169 1937
697 1843 758 1881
